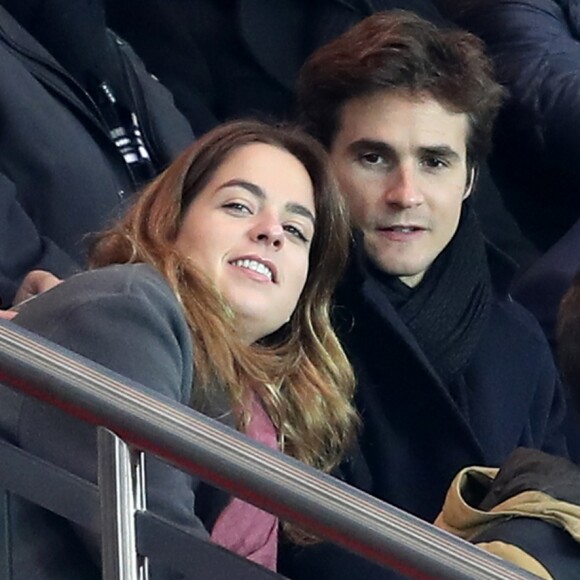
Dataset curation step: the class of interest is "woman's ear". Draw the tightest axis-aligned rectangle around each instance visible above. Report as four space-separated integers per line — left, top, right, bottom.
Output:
464 165 478 199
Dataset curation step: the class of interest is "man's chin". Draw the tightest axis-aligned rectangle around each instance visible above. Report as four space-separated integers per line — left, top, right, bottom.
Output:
366 253 429 288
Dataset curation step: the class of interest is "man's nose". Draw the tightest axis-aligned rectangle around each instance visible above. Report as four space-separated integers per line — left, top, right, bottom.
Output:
383 165 424 209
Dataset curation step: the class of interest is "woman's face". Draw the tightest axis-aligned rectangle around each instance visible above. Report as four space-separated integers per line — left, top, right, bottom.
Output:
176 143 316 344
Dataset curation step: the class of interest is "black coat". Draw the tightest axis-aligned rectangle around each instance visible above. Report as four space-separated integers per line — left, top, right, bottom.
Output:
511 216 580 463
0 7 193 306
512 217 580 351
280 247 568 580
336 248 568 523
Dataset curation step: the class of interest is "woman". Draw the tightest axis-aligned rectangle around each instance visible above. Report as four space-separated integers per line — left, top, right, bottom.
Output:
2 120 357 578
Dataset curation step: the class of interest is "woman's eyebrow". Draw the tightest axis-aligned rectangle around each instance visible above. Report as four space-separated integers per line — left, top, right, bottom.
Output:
219 179 315 225
286 202 315 225
219 179 266 199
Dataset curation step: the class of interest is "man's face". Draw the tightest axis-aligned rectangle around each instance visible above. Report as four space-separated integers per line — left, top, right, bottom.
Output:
330 91 471 287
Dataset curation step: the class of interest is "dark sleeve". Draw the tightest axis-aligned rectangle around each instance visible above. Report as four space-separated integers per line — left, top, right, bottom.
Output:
14 268 207 577
452 1 580 184
0 172 81 307
537 69 580 186
511 217 580 350
533 342 569 458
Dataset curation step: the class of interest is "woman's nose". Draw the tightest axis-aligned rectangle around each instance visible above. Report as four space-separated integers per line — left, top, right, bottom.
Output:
251 219 285 249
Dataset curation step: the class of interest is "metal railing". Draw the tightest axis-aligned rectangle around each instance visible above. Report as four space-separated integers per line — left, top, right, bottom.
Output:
0 320 541 579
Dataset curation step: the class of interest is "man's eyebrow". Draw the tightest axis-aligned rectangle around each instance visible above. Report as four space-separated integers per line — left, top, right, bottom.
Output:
347 139 395 156
347 140 462 162
418 145 461 161
218 179 315 225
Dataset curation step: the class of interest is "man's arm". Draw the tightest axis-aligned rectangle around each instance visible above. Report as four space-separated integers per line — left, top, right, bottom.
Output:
0 173 81 307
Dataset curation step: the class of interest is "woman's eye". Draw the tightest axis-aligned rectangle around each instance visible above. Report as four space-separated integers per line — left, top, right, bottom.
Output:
223 201 252 214
284 224 309 242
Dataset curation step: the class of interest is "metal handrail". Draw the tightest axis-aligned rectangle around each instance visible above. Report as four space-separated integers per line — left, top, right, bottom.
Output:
0 320 540 580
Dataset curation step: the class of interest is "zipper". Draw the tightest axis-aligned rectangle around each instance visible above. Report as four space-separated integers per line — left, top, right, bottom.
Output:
111 34 161 169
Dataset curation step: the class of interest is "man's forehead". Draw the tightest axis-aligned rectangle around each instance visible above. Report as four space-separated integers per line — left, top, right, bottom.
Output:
333 90 469 151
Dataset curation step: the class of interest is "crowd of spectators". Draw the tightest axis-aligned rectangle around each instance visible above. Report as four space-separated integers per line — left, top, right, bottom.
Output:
2 1 580 578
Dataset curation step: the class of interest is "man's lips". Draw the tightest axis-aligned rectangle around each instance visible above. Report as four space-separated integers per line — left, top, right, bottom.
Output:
378 225 426 233
375 225 427 241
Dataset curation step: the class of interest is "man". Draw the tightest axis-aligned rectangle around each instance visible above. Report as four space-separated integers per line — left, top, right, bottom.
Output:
0 0 194 308
282 11 569 579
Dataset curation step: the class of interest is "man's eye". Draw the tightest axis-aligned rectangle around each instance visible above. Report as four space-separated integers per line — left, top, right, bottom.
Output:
284 224 309 242
223 202 252 214
422 157 447 169
359 152 384 165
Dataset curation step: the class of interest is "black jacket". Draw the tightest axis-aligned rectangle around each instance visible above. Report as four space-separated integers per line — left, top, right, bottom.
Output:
336 246 568 523
0 6 193 306
280 245 568 580
511 216 580 464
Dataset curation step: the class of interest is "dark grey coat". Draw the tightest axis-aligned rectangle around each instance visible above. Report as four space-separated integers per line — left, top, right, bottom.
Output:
0 264 231 579
0 7 193 307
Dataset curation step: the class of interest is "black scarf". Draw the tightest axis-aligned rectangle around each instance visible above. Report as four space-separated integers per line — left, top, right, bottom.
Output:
368 204 492 391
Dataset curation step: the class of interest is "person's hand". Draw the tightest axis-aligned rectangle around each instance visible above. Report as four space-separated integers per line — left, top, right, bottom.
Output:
0 270 63 320
13 270 62 305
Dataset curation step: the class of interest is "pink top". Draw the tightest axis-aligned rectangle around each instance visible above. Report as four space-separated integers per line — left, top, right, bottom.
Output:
210 392 279 570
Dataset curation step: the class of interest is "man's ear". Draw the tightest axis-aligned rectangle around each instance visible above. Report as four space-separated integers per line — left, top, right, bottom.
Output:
464 165 478 199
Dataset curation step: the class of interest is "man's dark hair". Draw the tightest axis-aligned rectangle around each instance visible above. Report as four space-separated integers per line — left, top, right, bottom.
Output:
557 271 580 411
296 10 505 166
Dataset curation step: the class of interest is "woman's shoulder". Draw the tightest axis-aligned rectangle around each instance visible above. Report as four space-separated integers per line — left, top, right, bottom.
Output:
48 263 179 311
66 262 169 292
15 263 194 403
17 263 187 337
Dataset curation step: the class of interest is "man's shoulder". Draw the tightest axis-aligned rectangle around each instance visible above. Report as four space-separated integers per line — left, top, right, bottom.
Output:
488 294 549 350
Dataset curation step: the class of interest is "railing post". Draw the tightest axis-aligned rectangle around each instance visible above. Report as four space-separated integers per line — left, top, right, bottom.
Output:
98 427 149 580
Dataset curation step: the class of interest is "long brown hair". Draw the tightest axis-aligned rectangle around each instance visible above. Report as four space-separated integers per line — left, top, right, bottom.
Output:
91 120 357 500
